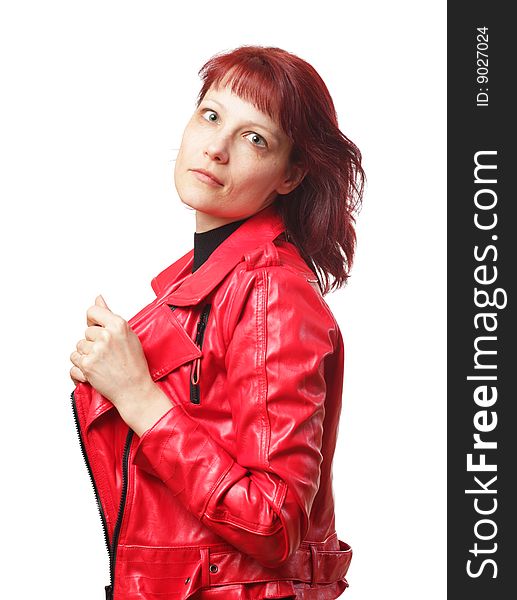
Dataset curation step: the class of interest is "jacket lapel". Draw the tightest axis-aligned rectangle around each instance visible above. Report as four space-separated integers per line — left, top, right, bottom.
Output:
151 249 194 297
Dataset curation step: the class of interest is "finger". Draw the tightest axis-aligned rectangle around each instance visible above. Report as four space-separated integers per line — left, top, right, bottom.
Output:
95 294 109 309
84 324 111 342
86 304 114 328
76 338 95 354
70 350 84 369
70 365 87 384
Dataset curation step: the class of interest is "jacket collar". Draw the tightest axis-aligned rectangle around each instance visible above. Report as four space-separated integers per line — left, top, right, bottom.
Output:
152 204 286 306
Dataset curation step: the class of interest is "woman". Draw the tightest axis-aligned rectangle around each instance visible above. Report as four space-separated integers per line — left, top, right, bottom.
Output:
69 45 365 600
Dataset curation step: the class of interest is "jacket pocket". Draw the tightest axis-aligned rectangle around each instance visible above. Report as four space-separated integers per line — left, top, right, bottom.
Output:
190 303 212 405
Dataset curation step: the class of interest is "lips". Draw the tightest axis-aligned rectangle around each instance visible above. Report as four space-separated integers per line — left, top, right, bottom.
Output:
190 168 224 186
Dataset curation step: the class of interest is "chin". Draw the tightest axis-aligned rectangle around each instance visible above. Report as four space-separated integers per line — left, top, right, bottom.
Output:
178 194 221 217
176 181 210 208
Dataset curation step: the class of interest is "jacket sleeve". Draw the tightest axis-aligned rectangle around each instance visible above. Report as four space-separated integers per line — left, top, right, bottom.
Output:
132 267 338 568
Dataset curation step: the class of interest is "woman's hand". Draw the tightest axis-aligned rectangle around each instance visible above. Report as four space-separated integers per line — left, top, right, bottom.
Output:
70 296 161 421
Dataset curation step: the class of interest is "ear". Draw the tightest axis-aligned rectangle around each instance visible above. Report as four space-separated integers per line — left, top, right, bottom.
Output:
276 162 308 196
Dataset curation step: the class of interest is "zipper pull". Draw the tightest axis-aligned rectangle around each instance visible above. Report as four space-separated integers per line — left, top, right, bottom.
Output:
190 356 201 385
105 584 113 600
190 304 211 404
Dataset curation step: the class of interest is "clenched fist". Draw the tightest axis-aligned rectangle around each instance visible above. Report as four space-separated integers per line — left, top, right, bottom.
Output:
69 295 173 436
70 295 154 406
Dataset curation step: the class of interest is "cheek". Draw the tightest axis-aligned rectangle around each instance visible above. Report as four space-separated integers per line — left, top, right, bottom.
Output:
174 145 187 184
174 147 183 172
174 133 187 169
174 137 191 186
238 153 269 176
238 161 283 192
177 122 199 157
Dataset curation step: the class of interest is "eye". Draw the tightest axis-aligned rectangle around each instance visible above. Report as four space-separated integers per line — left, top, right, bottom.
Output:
245 132 267 148
201 109 218 123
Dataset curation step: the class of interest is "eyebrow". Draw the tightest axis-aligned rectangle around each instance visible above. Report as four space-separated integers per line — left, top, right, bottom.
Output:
201 96 281 142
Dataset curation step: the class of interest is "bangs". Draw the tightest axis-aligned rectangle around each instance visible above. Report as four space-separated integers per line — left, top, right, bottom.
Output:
197 49 291 133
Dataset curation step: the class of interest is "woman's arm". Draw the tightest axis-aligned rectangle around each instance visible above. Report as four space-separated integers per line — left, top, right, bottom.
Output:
132 267 340 568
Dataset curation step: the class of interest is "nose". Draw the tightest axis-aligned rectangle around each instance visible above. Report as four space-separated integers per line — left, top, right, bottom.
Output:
204 133 229 164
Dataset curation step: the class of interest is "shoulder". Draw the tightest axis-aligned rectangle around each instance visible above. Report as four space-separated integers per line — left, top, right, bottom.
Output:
219 237 339 342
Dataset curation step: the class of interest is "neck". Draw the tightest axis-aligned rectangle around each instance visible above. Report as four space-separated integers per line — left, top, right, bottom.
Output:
195 211 247 233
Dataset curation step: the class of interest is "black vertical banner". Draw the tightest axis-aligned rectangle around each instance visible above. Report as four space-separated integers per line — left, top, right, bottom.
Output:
448 2 515 597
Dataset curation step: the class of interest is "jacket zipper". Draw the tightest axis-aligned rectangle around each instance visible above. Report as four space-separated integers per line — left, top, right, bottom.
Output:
70 390 133 600
190 303 212 404
108 428 134 599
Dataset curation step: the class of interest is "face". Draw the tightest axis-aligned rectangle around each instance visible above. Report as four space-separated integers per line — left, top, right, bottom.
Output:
174 84 304 232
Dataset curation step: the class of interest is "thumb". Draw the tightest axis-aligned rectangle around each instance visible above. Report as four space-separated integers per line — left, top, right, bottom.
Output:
95 294 110 310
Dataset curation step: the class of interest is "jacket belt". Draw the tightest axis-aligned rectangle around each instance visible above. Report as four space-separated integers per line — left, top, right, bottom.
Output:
116 540 352 597
205 539 352 586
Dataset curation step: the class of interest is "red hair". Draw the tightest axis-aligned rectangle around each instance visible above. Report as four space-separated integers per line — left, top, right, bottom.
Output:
196 46 365 295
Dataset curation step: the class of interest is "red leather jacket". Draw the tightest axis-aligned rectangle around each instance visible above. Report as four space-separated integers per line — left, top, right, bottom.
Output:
71 205 352 599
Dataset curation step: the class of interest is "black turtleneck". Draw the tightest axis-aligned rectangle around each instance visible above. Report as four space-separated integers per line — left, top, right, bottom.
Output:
192 218 248 273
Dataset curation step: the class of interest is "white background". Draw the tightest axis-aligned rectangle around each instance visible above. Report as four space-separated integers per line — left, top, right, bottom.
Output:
0 1 446 598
